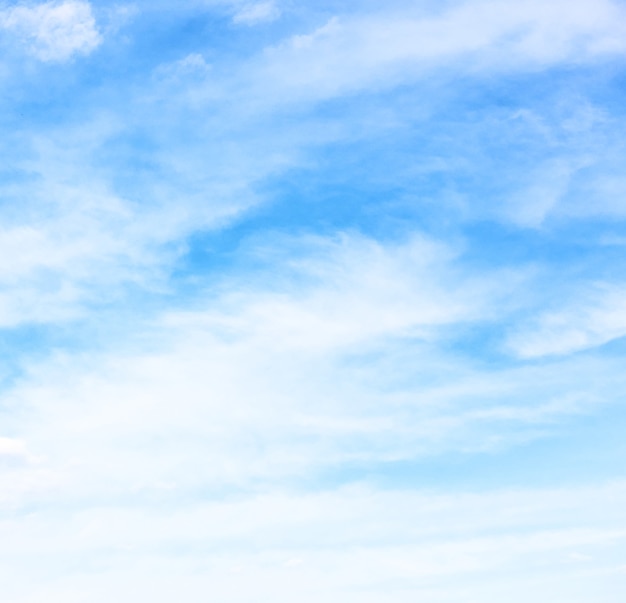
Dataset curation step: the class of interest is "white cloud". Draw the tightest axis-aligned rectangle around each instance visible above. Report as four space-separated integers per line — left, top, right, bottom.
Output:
240 0 626 107
0 110 263 327
233 1 280 25
198 233 491 350
0 0 101 62
0 481 625 601
0 231 617 513
507 285 626 358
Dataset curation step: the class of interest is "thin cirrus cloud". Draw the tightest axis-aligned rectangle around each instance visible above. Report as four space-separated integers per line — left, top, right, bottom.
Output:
239 0 626 107
1 1 626 602
507 285 626 358
232 1 280 25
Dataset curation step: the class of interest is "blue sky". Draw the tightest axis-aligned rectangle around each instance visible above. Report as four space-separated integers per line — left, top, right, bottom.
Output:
1 0 626 601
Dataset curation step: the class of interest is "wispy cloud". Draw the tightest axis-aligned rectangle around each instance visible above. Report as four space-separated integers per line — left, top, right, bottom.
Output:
232 1 280 25
507 284 626 357
236 0 626 107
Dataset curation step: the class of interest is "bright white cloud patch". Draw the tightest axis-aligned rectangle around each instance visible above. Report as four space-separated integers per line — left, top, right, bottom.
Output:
0 0 101 61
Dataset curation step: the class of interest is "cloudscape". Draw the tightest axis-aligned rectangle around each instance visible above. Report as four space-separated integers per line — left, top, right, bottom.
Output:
1 1 626 601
